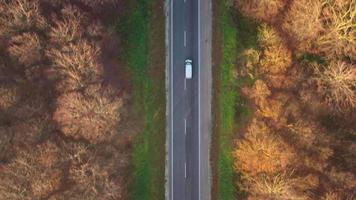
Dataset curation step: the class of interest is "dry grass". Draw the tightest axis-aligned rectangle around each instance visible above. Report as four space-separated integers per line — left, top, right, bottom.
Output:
235 0 286 22
54 85 123 143
314 61 356 111
317 0 356 59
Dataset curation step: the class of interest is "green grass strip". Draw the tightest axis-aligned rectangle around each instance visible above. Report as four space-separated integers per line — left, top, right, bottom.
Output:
115 0 165 199
216 1 258 199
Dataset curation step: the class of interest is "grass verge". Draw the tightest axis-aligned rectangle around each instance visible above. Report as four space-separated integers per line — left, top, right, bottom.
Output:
213 0 258 199
115 0 165 199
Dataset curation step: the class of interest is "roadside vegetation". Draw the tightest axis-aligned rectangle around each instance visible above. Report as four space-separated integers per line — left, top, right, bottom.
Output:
0 0 165 199
213 0 257 199
215 0 356 199
115 0 166 199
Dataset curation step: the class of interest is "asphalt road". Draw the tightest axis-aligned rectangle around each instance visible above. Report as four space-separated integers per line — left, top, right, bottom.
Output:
168 0 212 199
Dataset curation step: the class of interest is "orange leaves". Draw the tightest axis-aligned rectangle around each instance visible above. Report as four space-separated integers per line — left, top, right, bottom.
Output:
234 120 295 176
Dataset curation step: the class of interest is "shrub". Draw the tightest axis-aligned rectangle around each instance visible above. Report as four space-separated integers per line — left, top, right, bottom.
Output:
314 61 356 111
53 85 123 143
235 0 286 22
8 33 42 66
234 119 294 176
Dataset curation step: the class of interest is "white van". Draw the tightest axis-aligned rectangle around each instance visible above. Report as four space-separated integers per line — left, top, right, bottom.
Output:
185 59 192 79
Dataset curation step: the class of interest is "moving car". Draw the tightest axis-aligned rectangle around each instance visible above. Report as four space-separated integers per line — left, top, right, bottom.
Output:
185 59 192 79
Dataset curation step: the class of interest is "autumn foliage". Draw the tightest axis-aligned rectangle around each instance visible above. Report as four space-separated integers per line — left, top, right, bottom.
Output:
234 0 356 199
0 0 129 199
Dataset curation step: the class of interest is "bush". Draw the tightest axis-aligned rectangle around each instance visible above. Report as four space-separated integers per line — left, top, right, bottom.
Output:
54 85 123 143
235 0 286 22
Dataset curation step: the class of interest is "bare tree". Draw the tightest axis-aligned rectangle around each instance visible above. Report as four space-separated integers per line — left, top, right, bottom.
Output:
46 40 103 91
8 33 42 66
314 61 356 111
234 119 295 176
317 0 356 59
0 142 63 200
0 0 47 37
235 0 286 22
258 25 292 75
49 5 86 44
54 85 123 143
282 0 324 50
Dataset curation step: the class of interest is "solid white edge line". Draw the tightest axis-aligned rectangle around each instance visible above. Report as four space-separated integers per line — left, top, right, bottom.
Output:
198 0 201 199
184 118 187 134
170 0 174 199
185 162 187 178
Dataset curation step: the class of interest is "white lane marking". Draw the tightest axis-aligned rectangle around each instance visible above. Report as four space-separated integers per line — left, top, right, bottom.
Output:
184 0 186 3
198 0 201 199
184 118 187 134
184 78 186 90
185 162 187 178
184 31 186 47
170 0 174 199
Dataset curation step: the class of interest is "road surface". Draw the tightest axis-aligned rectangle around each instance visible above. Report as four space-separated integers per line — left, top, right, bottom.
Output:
168 0 212 199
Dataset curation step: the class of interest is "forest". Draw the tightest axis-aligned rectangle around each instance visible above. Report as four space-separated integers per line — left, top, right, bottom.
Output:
0 0 138 199
232 0 355 199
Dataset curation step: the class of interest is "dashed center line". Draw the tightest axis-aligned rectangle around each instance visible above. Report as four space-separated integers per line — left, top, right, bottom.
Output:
184 31 187 47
